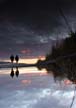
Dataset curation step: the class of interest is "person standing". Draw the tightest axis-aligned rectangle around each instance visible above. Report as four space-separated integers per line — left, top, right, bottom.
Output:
15 55 19 63
10 54 14 63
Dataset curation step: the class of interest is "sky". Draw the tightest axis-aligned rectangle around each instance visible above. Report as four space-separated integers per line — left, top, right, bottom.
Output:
0 0 76 59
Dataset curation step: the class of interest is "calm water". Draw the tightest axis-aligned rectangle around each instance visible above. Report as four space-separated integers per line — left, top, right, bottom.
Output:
0 67 76 108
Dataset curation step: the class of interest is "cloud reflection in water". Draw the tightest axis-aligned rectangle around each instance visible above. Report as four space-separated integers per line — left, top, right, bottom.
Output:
0 68 75 108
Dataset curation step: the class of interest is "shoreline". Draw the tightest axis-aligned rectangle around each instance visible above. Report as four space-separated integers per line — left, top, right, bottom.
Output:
0 62 37 69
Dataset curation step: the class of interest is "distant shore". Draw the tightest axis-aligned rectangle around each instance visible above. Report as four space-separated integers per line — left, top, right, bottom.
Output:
0 62 36 68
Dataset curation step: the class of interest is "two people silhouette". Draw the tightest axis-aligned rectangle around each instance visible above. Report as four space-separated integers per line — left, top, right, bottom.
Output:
10 67 19 78
10 55 19 78
10 55 19 63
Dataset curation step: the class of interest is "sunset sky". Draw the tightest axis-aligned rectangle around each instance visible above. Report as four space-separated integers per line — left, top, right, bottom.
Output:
0 1 76 108
0 0 76 59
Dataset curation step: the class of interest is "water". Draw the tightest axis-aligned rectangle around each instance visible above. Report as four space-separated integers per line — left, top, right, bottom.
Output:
0 67 76 108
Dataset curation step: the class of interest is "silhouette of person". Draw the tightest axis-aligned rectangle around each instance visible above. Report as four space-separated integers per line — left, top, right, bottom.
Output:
10 55 14 63
10 68 14 78
15 67 19 77
15 55 19 63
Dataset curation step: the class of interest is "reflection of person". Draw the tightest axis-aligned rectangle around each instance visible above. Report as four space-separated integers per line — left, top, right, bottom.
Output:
15 55 19 63
10 68 14 78
15 67 19 77
10 55 14 63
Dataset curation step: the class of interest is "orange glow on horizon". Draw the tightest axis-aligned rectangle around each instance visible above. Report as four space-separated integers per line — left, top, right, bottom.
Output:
0 55 45 64
19 56 45 64
19 58 38 64
38 56 46 60
0 56 46 75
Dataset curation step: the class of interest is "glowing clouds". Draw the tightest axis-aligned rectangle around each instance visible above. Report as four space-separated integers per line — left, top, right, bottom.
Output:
38 56 45 60
21 49 31 54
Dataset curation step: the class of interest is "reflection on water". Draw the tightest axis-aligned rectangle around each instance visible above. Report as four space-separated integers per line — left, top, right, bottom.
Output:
0 67 76 108
15 67 19 77
10 68 14 78
9 62 76 85
10 67 19 78
37 62 76 85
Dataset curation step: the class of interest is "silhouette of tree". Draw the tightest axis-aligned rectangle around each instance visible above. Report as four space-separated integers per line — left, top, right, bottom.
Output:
10 68 14 78
15 67 19 77
15 55 19 63
10 55 14 63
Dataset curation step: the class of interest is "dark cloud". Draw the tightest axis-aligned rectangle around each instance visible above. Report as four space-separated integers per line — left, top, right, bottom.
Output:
0 0 76 58
0 0 76 33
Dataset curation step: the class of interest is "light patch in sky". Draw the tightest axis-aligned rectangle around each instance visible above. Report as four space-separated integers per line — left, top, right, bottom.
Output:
21 49 31 54
39 36 48 44
19 56 45 64
19 58 38 64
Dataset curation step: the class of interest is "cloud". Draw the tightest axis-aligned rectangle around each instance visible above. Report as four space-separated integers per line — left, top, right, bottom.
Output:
0 21 54 58
21 49 31 54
